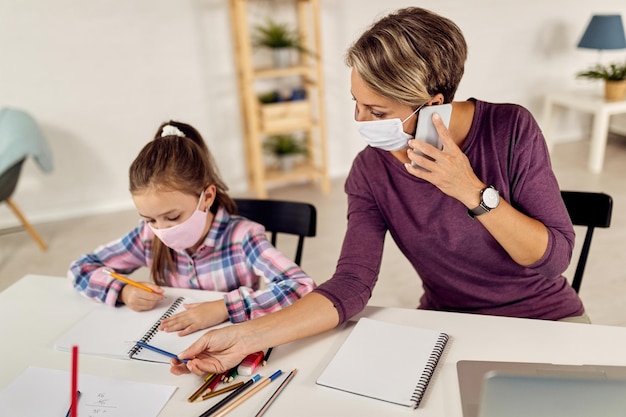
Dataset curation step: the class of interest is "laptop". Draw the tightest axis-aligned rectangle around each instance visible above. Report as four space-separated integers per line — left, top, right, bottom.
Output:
478 372 626 417
457 360 626 417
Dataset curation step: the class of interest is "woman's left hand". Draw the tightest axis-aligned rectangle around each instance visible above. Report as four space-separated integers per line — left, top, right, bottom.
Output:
158 300 229 336
170 324 252 376
405 112 484 208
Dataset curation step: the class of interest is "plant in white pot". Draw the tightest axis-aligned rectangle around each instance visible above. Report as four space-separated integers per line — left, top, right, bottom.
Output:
252 18 314 68
263 134 307 171
576 61 626 101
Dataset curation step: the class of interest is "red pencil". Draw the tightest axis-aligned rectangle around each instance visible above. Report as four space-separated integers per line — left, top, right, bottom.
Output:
208 372 224 391
71 345 79 417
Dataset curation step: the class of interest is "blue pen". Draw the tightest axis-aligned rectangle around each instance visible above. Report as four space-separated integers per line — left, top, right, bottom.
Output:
135 341 188 363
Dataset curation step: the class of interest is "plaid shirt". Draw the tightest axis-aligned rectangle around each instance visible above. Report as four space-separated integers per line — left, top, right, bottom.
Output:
68 206 316 323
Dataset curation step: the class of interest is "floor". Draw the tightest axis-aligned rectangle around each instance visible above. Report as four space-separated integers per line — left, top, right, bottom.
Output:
2 134 625 326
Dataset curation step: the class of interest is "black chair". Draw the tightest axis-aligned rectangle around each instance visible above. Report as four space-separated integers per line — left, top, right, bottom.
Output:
560 191 613 293
0 158 47 250
233 198 316 266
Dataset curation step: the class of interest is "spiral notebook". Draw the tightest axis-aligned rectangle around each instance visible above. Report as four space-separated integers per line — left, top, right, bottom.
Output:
54 293 220 364
316 317 449 408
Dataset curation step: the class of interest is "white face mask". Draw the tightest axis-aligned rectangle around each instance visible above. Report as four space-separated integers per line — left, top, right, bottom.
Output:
354 104 424 151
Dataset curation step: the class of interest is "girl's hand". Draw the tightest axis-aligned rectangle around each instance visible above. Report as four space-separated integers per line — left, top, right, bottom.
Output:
159 300 229 336
405 112 485 208
119 283 164 311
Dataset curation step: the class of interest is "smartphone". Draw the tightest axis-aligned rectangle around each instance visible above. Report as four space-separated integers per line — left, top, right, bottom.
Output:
414 103 453 150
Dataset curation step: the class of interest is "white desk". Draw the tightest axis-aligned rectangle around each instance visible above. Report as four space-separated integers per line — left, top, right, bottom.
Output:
542 90 626 173
3 275 626 416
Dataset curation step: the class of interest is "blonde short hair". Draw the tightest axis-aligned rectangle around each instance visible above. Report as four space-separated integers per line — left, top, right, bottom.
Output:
345 7 467 107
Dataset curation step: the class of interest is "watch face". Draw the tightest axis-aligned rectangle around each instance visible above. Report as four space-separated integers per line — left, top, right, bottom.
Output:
482 187 500 209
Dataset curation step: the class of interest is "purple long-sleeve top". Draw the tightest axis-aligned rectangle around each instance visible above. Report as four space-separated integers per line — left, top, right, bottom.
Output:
315 99 583 324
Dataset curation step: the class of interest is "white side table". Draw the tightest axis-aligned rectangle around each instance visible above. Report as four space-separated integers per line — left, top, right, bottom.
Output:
542 90 626 173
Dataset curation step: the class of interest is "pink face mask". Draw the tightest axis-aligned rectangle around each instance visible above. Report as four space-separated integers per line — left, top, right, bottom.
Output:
149 191 208 251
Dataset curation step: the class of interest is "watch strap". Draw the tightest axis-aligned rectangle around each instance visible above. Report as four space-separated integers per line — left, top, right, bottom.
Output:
467 204 489 218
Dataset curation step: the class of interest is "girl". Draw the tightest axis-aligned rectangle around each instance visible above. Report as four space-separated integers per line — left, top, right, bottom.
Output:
68 120 316 335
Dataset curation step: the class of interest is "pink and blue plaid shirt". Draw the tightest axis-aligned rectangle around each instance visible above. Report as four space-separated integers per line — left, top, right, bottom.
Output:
68 206 316 323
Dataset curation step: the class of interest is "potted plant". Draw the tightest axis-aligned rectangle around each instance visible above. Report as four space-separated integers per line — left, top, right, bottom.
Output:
252 18 314 68
263 134 307 171
258 91 279 104
576 61 626 101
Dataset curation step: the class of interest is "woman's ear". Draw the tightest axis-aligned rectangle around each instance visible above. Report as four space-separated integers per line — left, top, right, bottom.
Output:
428 93 445 106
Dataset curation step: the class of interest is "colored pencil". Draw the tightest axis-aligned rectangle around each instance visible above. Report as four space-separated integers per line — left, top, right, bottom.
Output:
254 368 297 417
213 370 283 417
70 345 79 417
188 374 218 403
198 374 260 417
201 381 245 400
262 347 273 366
135 340 188 363
225 366 238 382
207 373 223 391
65 391 81 417
103 268 155 293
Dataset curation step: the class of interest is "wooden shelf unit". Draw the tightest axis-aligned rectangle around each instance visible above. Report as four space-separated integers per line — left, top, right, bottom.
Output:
228 0 330 198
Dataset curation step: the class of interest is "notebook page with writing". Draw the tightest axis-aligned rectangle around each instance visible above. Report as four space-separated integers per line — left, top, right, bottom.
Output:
316 317 449 408
0 366 176 417
54 289 224 363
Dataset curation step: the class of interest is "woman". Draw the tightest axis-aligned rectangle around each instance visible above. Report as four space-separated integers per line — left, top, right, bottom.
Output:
171 6 585 376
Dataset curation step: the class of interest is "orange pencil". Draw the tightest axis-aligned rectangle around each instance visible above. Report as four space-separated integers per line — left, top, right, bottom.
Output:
103 268 155 293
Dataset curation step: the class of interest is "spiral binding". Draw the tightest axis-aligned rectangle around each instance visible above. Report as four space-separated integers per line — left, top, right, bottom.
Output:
410 332 449 409
127 296 185 357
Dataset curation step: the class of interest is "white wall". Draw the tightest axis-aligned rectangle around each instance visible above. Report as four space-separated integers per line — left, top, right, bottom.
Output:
1 0 625 228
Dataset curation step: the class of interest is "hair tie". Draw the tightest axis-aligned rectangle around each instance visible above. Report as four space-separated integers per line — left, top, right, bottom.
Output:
161 125 185 138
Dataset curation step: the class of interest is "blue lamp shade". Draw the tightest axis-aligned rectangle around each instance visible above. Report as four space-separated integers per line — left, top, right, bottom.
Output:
577 14 626 50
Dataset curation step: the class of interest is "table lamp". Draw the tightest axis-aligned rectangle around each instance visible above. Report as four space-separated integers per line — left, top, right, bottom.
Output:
577 14 626 52
576 14 626 101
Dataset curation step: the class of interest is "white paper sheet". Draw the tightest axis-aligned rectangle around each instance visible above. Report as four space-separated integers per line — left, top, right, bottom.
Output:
0 367 177 417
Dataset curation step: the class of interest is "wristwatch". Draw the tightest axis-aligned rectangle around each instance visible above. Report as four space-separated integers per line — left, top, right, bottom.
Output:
468 185 500 218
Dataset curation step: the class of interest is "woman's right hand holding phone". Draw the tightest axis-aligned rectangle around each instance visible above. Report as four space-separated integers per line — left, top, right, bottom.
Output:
406 111 484 207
